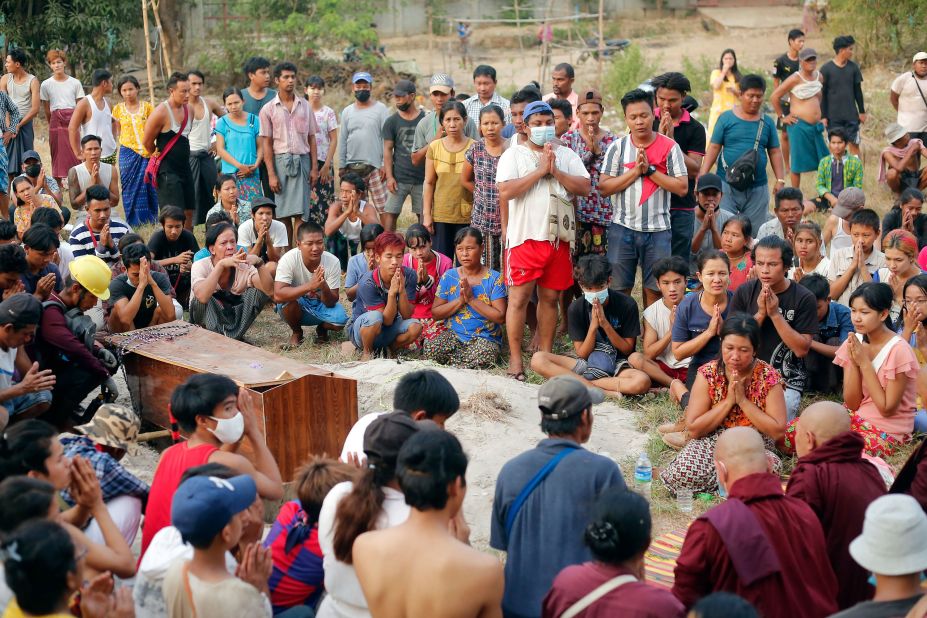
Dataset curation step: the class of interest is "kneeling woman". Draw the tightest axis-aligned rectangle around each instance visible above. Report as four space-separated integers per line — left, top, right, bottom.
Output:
660 314 786 495
425 227 507 369
190 222 274 340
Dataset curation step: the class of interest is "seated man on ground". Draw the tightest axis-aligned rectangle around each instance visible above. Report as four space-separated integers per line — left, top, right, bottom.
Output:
354 431 504 618
30 206 74 279
350 231 422 360
672 426 838 617
0 294 54 429
107 244 177 333
324 173 380 270
274 221 348 347
148 205 199 309
797 273 852 395
660 314 786 495
531 254 650 397
344 223 384 320
755 187 803 242
239 196 289 277
0 244 28 297
881 122 927 194
0 221 17 246
68 185 132 267
690 173 732 255
787 400 886 610
20 224 62 300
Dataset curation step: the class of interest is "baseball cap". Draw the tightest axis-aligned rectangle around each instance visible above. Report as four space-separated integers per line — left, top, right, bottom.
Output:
831 187 865 220
171 474 257 547
849 494 927 576
523 101 553 122
538 375 604 420
393 79 416 96
696 173 723 193
885 122 909 145
250 196 276 214
0 294 42 326
429 74 454 94
21 150 40 163
799 47 817 61
914 52 927 62
75 404 140 451
352 72 373 84
577 89 603 108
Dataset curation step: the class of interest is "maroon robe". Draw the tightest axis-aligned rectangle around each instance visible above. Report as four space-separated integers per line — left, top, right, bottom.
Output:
786 431 886 610
891 438 927 512
673 472 838 618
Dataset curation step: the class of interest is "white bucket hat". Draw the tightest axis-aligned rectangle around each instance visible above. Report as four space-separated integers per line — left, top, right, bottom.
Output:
849 494 927 576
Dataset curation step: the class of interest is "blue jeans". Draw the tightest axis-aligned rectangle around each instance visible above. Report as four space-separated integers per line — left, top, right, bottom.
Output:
275 296 348 327
350 310 419 350
670 208 695 269
5 388 52 416
719 181 770 238
606 224 671 291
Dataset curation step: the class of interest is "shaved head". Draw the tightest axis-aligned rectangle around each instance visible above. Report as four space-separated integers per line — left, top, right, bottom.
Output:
795 401 850 457
715 427 769 492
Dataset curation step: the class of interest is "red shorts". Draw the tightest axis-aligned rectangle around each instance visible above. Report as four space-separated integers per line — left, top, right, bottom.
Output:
656 360 688 382
506 240 573 290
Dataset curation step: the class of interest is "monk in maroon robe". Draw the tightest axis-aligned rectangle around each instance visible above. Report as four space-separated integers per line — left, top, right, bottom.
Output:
787 401 886 610
673 427 838 617
891 367 927 511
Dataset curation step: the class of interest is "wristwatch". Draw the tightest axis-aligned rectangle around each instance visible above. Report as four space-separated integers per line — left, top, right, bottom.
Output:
643 165 657 177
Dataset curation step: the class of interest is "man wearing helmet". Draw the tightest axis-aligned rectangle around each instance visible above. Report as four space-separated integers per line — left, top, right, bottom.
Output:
37 254 118 429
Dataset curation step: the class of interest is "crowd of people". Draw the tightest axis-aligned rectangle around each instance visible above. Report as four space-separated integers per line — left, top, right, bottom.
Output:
1 18 927 618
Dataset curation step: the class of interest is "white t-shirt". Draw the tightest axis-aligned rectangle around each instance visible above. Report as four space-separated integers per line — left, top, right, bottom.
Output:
317 481 411 618
58 242 74 279
339 411 387 463
891 71 927 134
275 249 342 294
0 347 16 392
642 301 689 369
788 256 831 280
39 76 85 111
495 143 588 248
163 558 272 618
238 219 289 250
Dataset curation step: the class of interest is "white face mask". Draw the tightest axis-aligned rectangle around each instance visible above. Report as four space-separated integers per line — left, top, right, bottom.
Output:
208 412 244 444
529 125 555 146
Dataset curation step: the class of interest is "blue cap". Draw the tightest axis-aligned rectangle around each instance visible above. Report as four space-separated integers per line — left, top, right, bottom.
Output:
523 101 553 122
352 72 373 84
22 150 40 162
171 474 257 546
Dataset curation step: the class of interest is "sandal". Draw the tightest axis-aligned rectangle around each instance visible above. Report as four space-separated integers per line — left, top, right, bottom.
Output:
506 371 527 382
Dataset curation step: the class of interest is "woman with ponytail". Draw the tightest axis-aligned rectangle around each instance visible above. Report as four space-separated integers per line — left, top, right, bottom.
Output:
542 488 684 617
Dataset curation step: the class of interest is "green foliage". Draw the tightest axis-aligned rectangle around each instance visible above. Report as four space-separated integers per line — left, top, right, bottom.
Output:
603 44 657 104
681 55 714 106
2 0 141 80
826 0 927 63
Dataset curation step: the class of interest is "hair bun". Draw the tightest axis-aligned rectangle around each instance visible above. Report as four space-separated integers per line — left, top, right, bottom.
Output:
586 521 619 548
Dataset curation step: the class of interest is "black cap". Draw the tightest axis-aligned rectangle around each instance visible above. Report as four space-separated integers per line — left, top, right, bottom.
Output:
538 375 604 420
393 80 416 96
250 196 276 214
696 173 723 193
0 293 42 326
364 412 435 466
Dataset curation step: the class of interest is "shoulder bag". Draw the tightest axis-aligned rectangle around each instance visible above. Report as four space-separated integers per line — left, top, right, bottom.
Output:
145 103 189 189
721 118 765 192
504 444 579 538
560 574 637 618
912 72 927 111
547 178 576 246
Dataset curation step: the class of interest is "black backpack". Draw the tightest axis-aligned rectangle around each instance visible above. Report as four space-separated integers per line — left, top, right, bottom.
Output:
721 119 765 192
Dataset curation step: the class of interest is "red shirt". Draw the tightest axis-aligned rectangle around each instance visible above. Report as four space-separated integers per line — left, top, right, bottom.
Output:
673 472 838 618
139 442 218 558
543 562 685 618
787 431 886 610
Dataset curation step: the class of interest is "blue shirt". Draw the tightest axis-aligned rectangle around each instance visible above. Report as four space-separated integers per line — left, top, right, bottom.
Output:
345 253 370 322
672 291 734 377
819 301 853 343
59 436 150 506
435 268 507 344
214 113 261 174
490 438 625 618
20 263 63 294
355 266 418 317
711 111 780 186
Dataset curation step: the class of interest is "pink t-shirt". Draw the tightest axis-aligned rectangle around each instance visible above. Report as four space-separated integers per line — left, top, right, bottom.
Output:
834 335 920 439
191 256 258 297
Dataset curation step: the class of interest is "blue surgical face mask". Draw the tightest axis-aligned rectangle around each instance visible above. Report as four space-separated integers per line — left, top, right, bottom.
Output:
529 125 555 146
583 289 609 305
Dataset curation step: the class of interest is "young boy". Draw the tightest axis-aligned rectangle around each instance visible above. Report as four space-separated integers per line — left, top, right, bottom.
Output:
799 273 853 394
238 197 289 275
548 97 573 139
139 373 284 559
530 254 650 396
162 473 273 617
148 205 200 309
630 256 691 405
815 128 864 211
826 208 886 305
20 223 63 299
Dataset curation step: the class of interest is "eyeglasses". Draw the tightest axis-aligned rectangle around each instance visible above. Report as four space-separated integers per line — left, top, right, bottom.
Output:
903 298 927 308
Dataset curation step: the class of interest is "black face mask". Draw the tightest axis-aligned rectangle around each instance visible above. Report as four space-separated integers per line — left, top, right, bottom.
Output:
25 164 41 178
354 90 371 103
397 102 412 112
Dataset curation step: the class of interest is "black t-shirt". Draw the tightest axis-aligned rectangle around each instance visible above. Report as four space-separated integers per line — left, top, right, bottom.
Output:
821 61 865 123
773 53 800 83
882 208 927 249
652 113 706 211
831 594 923 618
382 111 425 184
148 229 200 281
567 290 641 361
108 271 172 329
730 279 820 392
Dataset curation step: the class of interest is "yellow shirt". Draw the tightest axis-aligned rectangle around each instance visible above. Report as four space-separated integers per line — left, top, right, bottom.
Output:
112 100 153 156
708 69 740 137
3 598 73 618
427 137 474 225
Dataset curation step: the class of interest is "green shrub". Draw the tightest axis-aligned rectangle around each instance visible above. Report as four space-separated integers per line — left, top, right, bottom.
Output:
603 44 657 105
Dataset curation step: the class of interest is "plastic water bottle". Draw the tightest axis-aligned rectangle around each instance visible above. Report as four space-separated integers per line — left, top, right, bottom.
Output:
634 452 653 501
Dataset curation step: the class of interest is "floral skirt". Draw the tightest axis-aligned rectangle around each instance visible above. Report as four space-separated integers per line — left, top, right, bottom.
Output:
781 411 902 458
236 171 263 203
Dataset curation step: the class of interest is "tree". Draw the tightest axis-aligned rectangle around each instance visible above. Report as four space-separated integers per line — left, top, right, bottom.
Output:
1 0 141 79
826 0 927 63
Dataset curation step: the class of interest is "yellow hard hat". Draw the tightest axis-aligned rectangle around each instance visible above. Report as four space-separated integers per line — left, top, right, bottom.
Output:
69 255 111 301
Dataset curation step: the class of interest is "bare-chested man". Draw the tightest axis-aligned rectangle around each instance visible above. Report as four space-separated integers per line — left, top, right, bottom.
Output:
187 70 226 226
353 430 504 618
771 47 828 189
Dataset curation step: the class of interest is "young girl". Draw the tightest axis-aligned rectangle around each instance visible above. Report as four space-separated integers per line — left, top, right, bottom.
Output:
306 76 339 228
789 221 830 281
836 282 919 456
877 229 923 325
461 105 508 271
214 88 263 203
112 74 158 226
720 216 752 291
403 224 453 344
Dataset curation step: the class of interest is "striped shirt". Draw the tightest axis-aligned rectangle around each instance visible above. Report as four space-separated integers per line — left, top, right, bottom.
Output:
0 91 22 135
602 133 686 233
464 92 512 126
69 219 133 266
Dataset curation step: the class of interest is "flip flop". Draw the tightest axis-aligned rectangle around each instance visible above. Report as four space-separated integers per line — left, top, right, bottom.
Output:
506 371 527 382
